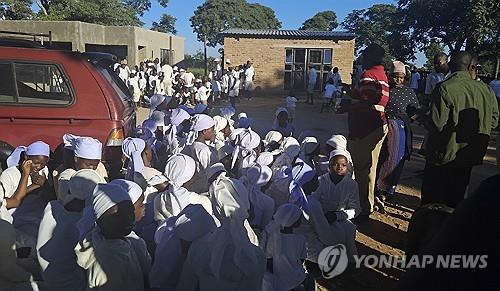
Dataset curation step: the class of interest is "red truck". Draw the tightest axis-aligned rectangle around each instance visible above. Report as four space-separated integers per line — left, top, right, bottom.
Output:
0 39 136 177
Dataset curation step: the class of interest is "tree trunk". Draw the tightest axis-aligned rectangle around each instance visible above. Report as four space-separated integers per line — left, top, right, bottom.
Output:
203 34 208 76
496 56 499 79
35 0 48 15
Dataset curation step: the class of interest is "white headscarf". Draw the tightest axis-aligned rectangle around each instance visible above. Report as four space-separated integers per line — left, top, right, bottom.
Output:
208 168 257 279
141 119 158 134
164 153 196 189
159 153 197 216
187 114 215 145
93 183 132 219
273 137 300 171
231 129 261 172
300 137 319 156
265 203 304 290
271 107 288 129
63 133 79 150
6 141 50 167
213 115 228 133
241 164 273 227
109 179 144 204
64 169 105 206
299 136 319 167
74 137 102 160
256 151 274 166
264 131 283 148
164 108 190 154
149 94 172 116
151 111 166 128
329 148 351 163
326 134 348 150
122 137 146 180
150 204 217 289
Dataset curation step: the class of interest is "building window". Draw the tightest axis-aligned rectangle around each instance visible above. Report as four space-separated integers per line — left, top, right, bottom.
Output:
323 49 332 64
285 49 293 63
160 49 174 65
12 63 73 106
309 50 322 64
294 49 306 63
283 48 334 91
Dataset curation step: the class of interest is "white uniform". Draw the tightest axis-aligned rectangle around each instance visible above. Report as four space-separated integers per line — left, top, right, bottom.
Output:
196 86 209 103
263 233 306 291
153 187 213 222
228 71 240 97
177 173 264 291
311 173 360 258
36 201 86 291
75 229 145 291
0 166 49 251
182 142 218 193
129 76 141 102
245 66 255 91
118 66 131 84
182 72 196 88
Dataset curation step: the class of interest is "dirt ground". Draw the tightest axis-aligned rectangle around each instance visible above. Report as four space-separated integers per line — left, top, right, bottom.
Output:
137 93 499 290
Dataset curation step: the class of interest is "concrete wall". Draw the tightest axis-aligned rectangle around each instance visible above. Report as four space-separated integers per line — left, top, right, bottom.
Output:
224 36 355 91
0 20 184 66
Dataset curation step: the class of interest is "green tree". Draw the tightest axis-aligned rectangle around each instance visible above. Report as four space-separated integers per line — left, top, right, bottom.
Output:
0 0 33 19
37 0 141 26
424 42 445 70
124 0 169 16
398 0 499 52
190 0 281 47
299 11 338 31
151 13 177 34
342 4 416 62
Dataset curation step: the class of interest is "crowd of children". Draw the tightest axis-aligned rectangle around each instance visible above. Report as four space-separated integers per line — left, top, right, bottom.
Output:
115 57 255 113
0 88 362 290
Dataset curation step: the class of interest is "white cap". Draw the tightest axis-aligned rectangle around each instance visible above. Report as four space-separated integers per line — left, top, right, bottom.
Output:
225 58 231 64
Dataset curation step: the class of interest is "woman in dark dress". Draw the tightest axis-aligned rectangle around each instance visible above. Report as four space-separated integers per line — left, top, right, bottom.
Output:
377 61 420 204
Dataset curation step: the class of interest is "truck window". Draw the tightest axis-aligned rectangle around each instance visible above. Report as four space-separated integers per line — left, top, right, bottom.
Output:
14 63 73 106
0 63 16 103
98 66 133 103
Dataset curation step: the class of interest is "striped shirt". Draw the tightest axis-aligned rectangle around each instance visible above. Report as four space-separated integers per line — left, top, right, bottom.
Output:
348 65 389 139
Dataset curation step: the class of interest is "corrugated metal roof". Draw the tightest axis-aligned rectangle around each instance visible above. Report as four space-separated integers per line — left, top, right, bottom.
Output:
219 29 356 40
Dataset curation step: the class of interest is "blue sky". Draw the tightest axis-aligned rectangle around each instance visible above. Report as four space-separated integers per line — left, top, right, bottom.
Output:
142 0 426 66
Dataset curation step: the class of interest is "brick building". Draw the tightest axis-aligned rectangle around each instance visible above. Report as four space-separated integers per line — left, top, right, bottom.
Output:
220 29 356 92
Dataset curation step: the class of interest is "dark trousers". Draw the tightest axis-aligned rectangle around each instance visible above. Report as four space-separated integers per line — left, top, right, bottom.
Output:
421 163 472 208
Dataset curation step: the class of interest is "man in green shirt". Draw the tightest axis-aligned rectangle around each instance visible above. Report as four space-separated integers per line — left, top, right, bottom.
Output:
421 51 499 208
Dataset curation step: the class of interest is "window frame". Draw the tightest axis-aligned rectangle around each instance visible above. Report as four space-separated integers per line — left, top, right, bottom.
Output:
323 49 333 65
0 61 18 103
0 60 75 108
308 49 323 64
